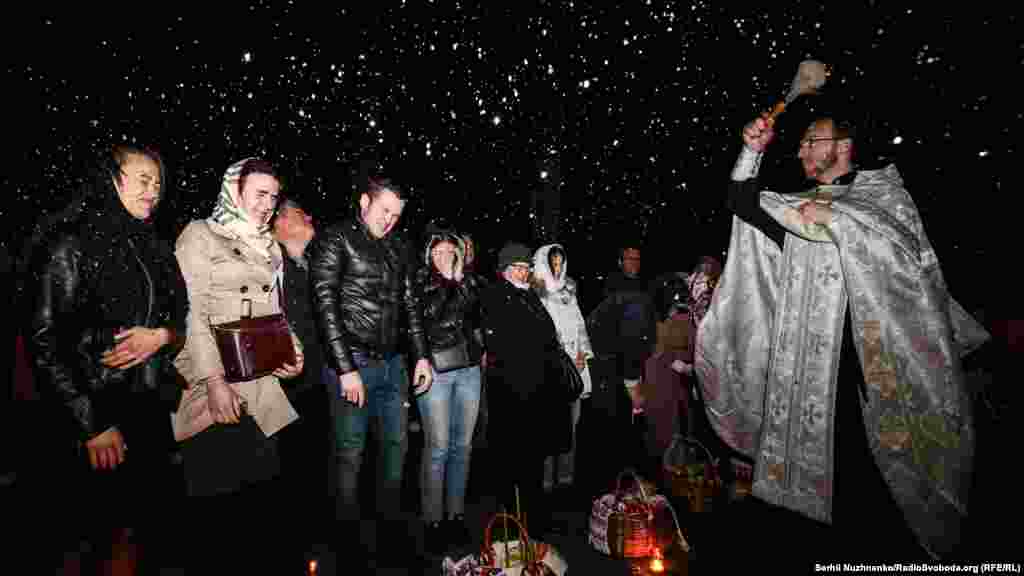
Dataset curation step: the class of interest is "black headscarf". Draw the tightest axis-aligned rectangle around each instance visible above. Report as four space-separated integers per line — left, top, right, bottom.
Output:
20 153 179 333
89 159 180 332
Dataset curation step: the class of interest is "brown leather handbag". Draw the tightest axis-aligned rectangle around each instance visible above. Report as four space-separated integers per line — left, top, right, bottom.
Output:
211 281 295 383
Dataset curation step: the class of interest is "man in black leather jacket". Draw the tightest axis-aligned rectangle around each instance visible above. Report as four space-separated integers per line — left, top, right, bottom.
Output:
308 177 432 541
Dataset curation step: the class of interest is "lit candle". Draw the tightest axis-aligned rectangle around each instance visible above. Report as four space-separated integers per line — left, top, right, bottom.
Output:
504 509 510 569
308 559 318 575
649 548 665 573
515 485 521 521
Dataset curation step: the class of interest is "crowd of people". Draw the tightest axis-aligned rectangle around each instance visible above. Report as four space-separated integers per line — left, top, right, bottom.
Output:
4 94 999 572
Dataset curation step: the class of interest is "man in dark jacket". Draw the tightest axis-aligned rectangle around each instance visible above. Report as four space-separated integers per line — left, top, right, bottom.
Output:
596 242 658 472
271 197 333 562
601 241 658 395
479 242 571 536
577 297 635 510
307 178 432 538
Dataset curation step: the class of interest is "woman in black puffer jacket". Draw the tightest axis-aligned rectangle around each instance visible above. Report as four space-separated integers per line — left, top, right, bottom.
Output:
414 226 485 555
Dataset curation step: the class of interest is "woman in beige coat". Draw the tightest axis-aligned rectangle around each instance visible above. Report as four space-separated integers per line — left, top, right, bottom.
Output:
173 158 304 570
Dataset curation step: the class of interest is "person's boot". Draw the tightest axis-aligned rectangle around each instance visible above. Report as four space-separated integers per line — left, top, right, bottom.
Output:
446 513 472 548
424 520 447 556
543 509 570 536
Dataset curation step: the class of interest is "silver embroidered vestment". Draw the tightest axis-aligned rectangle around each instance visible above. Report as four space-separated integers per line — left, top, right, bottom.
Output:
695 164 989 559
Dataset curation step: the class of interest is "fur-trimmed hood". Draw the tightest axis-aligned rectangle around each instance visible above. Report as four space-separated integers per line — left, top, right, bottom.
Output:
533 243 573 297
423 227 466 273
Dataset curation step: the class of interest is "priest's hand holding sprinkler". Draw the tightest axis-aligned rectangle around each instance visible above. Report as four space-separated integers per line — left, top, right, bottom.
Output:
742 59 830 152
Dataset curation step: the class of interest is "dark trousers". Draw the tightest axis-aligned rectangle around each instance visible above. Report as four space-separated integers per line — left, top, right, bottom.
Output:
492 455 549 534
831 357 927 561
725 496 927 569
279 382 333 522
25 393 183 574
276 382 334 567
181 414 281 497
576 395 631 506
184 476 294 574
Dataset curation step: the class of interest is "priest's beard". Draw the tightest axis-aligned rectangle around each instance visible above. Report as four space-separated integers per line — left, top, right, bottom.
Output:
805 145 839 181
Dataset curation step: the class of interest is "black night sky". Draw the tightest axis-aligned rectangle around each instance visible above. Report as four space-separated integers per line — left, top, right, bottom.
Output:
6 4 1017 318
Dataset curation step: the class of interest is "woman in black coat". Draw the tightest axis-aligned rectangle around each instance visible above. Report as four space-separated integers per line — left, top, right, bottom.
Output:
23 145 188 571
479 242 571 535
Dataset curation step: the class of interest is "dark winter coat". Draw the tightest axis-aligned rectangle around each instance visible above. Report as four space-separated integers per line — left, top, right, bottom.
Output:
25 163 188 446
480 278 572 456
280 245 323 398
585 298 632 417
599 271 657 379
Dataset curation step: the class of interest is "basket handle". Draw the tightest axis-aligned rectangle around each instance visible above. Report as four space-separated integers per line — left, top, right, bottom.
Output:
481 513 533 571
483 512 531 549
614 467 651 502
613 471 695 555
481 513 553 575
682 436 723 483
683 436 718 466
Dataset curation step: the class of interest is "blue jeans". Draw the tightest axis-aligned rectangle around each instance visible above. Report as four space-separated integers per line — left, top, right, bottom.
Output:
324 354 409 521
417 365 481 523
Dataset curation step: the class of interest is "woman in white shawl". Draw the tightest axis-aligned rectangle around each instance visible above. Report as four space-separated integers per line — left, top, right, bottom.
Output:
533 243 593 490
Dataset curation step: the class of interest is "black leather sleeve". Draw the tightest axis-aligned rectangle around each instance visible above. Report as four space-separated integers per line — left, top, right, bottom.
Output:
727 179 786 249
401 242 429 361
29 235 109 441
163 259 189 358
308 227 357 375
465 274 485 351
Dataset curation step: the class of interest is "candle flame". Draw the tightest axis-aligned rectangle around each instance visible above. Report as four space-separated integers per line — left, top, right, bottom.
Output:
308 559 318 575
649 547 666 573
